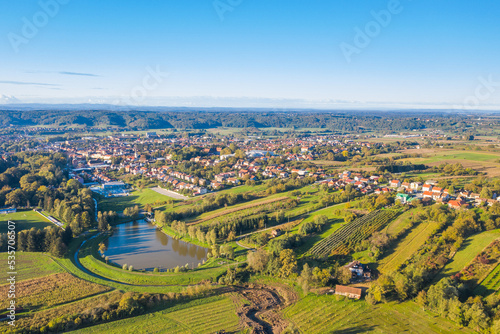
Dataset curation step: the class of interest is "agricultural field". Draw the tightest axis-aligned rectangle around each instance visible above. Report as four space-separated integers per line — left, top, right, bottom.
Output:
0 272 110 310
400 149 500 176
0 210 52 233
283 295 474 334
378 221 439 274
434 229 500 283
309 210 398 257
0 252 64 281
72 295 242 334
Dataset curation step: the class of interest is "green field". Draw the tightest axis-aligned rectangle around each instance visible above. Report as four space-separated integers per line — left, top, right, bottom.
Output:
434 229 500 283
378 221 438 274
0 210 52 233
283 295 473 334
0 252 64 281
384 208 423 237
72 295 242 334
99 188 180 213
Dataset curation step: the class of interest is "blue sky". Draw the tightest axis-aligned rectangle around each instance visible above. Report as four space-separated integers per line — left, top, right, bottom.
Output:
1 0 500 109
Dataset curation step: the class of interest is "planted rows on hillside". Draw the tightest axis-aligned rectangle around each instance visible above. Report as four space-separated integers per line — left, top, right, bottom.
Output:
309 210 398 257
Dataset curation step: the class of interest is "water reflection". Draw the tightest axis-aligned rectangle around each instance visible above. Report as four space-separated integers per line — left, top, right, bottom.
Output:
104 220 209 271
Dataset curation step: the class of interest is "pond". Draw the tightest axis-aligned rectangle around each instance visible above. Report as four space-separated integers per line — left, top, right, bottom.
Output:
104 220 209 271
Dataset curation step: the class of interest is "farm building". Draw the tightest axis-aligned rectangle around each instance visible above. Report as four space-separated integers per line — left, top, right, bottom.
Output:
271 229 282 237
335 285 362 299
345 261 372 280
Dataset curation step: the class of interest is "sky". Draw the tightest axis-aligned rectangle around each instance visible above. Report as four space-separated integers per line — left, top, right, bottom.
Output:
1 0 500 110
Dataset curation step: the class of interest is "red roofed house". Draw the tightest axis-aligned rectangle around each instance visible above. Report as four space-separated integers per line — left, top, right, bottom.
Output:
390 180 401 188
335 285 362 299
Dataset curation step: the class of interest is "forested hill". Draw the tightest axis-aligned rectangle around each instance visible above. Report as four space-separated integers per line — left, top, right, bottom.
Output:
0 108 487 132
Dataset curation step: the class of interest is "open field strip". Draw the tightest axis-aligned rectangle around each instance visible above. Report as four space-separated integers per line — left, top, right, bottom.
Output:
71 295 242 334
283 295 473 334
434 229 500 283
378 221 438 274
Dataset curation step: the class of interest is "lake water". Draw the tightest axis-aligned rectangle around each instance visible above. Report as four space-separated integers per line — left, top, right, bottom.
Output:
104 220 209 271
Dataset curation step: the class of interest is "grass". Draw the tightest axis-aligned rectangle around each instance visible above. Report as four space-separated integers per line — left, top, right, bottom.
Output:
433 229 500 283
98 188 179 213
0 252 64 281
400 149 500 176
283 294 474 334
383 208 424 237
72 294 242 334
0 272 110 310
0 210 52 233
378 221 439 274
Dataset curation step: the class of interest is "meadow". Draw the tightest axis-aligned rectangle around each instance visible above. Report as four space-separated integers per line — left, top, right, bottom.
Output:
283 295 474 334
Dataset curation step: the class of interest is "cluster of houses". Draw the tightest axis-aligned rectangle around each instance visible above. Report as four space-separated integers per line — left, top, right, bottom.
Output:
391 179 498 209
318 171 382 195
